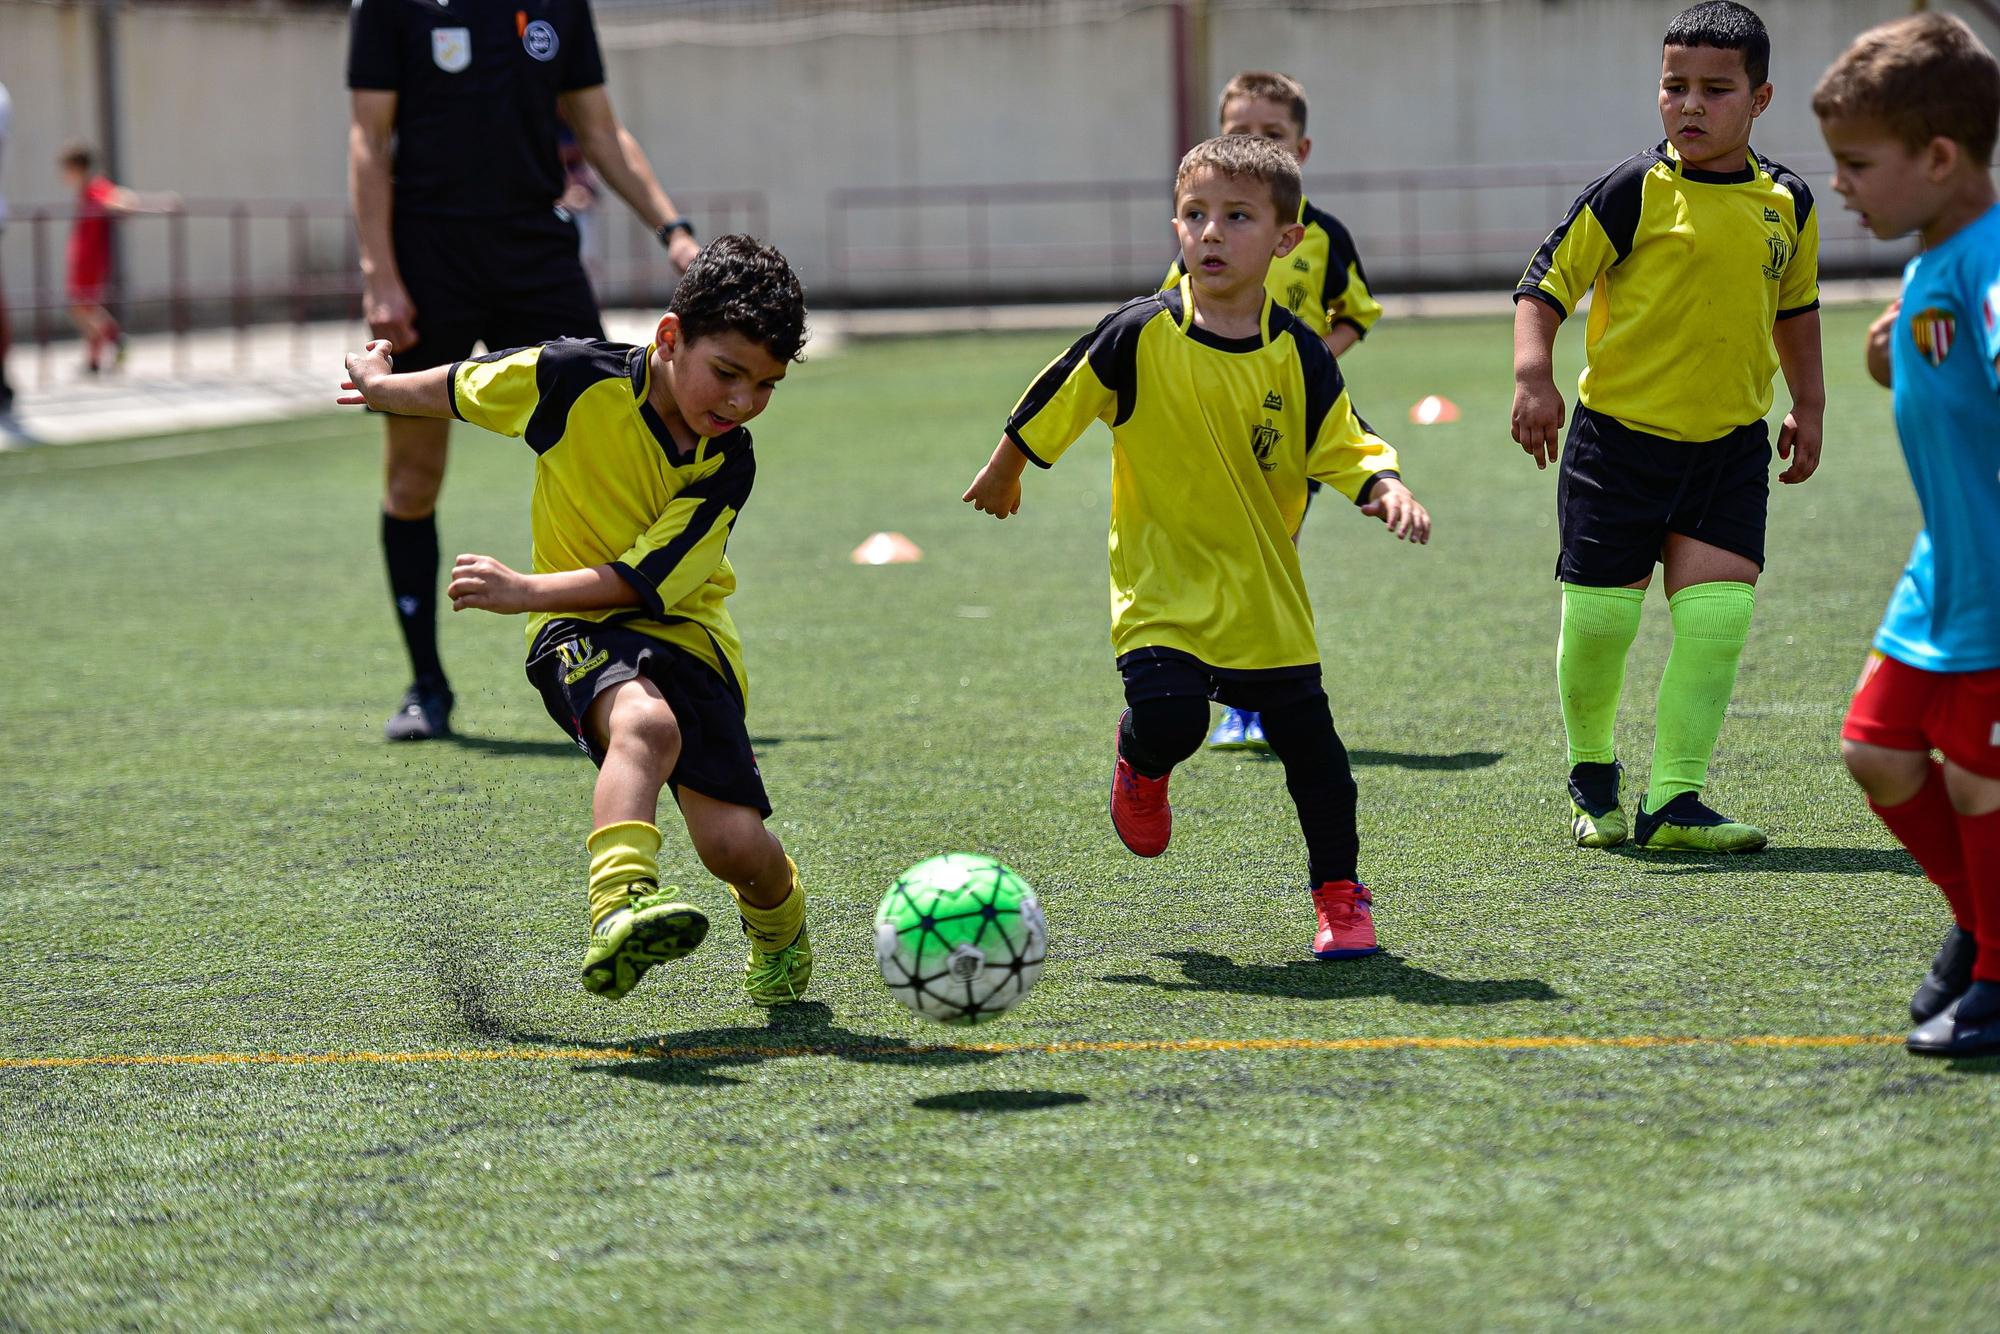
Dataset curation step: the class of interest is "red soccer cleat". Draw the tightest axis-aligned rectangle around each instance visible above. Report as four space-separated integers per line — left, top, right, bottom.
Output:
1311 880 1379 959
1109 710 1172 857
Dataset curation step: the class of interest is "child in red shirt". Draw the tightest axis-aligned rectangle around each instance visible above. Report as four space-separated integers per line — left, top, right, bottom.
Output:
58 142 174 373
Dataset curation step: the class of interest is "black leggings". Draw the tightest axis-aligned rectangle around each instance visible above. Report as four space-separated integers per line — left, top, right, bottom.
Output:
1120 695 1360 885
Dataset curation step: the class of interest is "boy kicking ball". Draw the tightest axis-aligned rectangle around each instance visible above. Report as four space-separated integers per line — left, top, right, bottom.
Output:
340 236 815 1007
1815 13 2000 1059
964 135 1429 960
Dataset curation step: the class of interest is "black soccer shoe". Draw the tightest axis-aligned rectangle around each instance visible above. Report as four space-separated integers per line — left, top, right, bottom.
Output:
1567 760 1627 847
1910 925 1977 1026
384 682 454 741
1907 979 2000 1059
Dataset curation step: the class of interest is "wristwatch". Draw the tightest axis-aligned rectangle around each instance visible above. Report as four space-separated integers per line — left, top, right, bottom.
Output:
655 218 696 248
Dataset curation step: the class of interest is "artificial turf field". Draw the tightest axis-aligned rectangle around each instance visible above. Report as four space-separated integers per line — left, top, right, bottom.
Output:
2 301 1997 1330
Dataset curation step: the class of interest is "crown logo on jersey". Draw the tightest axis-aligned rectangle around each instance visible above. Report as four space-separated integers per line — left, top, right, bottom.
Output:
1911 307 1956 367
1292 256 1310 272
1263 391 1284 411
1763 206 1782 222
1762 235 1791 281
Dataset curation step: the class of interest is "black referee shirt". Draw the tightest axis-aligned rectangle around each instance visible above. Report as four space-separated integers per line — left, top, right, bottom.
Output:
347 0 608 219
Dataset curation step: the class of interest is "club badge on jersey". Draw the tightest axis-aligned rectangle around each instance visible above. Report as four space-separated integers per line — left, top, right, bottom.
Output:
523 18 560 61
1911 307 1956 367
431 26 471 72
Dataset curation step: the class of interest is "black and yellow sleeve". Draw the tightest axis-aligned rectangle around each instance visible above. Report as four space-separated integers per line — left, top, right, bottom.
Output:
1003 295 1156 468
1289 327 1400 501
1516 152 1655 318
610 447 756 618
449 346 545 439
450 339 631 450
1771 165 1821 319
1314 209 1383 339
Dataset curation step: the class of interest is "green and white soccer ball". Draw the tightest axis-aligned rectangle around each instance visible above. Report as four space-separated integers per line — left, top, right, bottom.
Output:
875 853 1047 1026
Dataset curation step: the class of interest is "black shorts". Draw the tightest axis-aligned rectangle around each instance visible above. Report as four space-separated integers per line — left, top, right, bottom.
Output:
390 209 605 373
1555 406 1770 587
1118 647 1327 712
527 620 771 818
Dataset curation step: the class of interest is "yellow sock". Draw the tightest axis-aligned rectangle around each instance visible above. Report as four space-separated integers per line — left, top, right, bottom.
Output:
585 821 662 929
731 856 805 953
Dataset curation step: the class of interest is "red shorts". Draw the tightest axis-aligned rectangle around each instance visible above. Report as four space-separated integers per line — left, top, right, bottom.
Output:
1842 651 2000 779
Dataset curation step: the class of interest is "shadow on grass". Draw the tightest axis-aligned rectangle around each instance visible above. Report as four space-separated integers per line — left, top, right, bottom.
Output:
1622 845 1922 876
439 732 582 759
512 1002 1003 1088
437 732 834 759
1243 749 1503 770
913 1089 1091 1113
1103 950 1562 1006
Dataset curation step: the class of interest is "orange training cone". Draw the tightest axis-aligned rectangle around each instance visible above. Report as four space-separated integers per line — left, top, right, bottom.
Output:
851 531 924 565
1408 394 1461 426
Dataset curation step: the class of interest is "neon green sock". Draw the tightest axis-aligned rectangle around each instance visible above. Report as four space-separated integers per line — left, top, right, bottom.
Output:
1646 581 1756 810
1558 583 1645 766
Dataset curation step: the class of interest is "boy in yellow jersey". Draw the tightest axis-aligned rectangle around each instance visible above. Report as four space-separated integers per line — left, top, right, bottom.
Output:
1512 1 1824 854
1164 71 1386 752
339 236 814 1006
965 135 1430 960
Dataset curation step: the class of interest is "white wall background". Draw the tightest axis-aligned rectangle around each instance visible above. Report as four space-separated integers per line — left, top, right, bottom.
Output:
0 0 1974 311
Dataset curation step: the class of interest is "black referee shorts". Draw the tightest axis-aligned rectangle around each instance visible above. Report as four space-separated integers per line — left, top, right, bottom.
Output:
527 620 771 818
389 208 606 374
1555 405 1770 588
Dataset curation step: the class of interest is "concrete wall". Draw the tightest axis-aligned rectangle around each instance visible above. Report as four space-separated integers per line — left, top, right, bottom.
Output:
0 0 1966 315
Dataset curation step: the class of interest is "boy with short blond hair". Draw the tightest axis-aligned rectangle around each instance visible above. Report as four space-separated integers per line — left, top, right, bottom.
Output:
1816 11 2000 1058
966 135 1430 960
1169 70 1386 752
340 236 815 1008
1513 1 1824 854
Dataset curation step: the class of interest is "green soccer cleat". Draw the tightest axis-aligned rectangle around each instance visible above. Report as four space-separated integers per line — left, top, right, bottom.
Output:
1633 793 1768 854
1567 760 1627 849
580 893 709 1001
744 923 813 1007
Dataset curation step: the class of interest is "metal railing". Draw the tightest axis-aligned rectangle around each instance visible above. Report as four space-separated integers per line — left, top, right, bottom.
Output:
0 190 768 370
827 158 1903 296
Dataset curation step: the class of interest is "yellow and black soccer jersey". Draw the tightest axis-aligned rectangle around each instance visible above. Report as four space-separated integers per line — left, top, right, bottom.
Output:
1516 141 1819 442
1005 276 1400 675
1165 198 1383 341
449 339 754 698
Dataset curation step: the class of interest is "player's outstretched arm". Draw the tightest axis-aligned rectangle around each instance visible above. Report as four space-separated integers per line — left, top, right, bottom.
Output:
559 86 700 274
1510 297 1566 469
447 556 637 616
1773 309 1825 485
1359 476 1431 544
962 436 1029 519
1865 298 1899 390
339 339 454 418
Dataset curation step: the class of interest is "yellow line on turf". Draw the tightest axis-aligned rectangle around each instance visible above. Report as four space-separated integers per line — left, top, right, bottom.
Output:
0 1034 1904 1071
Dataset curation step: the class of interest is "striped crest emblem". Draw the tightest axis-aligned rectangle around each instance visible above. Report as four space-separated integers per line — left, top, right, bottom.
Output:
1911 307 1956 367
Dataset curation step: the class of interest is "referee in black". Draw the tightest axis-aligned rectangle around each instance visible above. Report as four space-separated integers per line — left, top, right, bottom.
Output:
348 0 702 740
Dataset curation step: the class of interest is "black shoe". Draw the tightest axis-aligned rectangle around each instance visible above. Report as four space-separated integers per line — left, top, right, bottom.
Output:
384 682 454 741
1910 925 1977 1025
1567 760 1627 848
1907 979 2000 1058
